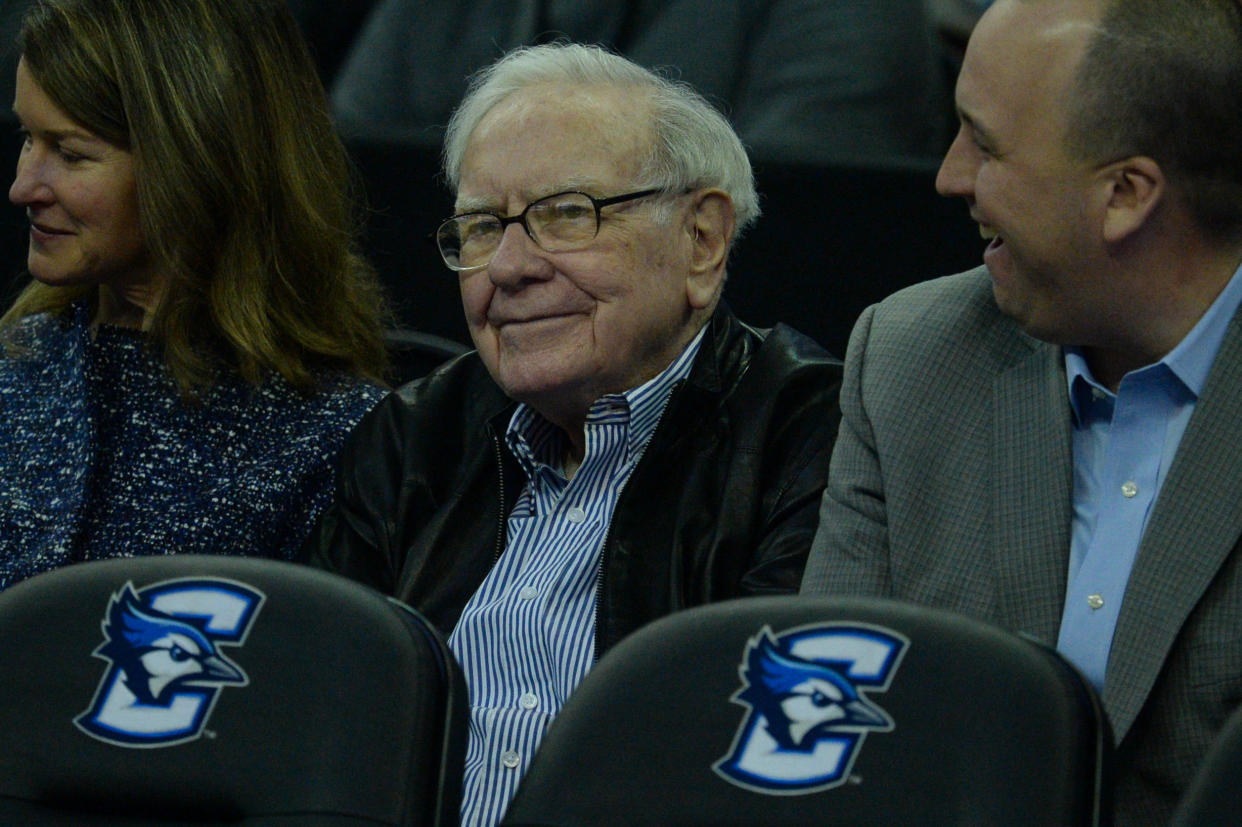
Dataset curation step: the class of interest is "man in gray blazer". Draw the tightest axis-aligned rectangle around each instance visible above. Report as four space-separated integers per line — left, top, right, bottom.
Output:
801 0 1242 822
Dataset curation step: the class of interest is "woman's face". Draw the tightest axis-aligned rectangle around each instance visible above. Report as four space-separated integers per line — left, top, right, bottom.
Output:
8 58 155 308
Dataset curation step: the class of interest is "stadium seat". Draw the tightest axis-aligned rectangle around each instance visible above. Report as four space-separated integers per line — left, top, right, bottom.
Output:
384 326 470 386
727 156 983 357
1168 702 1242 826
501 595 1112 826
0 555 467 825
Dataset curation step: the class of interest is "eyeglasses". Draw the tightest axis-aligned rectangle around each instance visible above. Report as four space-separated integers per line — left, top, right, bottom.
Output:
435 188 661 272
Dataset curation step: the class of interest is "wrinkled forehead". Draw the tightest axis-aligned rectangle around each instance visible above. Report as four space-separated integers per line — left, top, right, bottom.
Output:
457 83 656 202
476 81 654 144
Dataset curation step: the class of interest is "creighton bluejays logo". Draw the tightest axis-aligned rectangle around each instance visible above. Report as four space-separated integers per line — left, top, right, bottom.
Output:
75 578 265 748
714 622 908 794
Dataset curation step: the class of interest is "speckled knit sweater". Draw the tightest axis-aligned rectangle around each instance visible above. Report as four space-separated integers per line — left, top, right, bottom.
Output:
0 304 386 589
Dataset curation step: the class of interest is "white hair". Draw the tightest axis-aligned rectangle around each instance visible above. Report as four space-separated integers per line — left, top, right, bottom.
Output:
442 42 760 234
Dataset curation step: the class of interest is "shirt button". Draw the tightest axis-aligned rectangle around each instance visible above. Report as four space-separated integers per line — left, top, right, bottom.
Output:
501 750 521 769
1121 481 1138 498
1087 594 1105 610
519 692 539 710
1091 387 1107 401
518 586 538 601
566 506 586 523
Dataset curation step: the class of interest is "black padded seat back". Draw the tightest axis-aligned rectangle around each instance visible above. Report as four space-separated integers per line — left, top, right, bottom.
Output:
383 327 470 386
0 555 466 825
725 157 983 357
1169 702 1242 826
503 595 1112 826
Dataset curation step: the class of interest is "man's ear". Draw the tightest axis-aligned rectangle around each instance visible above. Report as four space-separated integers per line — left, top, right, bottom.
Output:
1100 156 1164 244
684 189 735 310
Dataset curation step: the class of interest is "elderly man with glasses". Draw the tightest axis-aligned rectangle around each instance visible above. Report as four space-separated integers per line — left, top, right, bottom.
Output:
303 42 841 826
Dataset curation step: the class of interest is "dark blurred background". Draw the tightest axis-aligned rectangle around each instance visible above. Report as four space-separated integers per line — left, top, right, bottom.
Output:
0 0 991 370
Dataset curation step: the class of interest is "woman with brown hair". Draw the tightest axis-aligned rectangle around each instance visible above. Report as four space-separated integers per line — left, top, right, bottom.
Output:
0 0 390 588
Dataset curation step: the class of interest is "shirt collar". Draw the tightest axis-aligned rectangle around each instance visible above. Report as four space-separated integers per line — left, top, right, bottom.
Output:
1065 258 1242 422
506 324 708 475
1064 351 1103 428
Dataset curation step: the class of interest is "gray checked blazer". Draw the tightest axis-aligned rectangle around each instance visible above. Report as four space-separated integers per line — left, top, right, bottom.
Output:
801 266 1242 825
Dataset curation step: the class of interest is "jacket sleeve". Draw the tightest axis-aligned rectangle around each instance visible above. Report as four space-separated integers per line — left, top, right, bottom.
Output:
736 332 845 596
298 394 407 595
800 303 893 596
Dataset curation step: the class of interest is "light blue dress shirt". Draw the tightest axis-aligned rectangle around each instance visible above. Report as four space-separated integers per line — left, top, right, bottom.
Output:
448 327 705 827
1058 262 1242 689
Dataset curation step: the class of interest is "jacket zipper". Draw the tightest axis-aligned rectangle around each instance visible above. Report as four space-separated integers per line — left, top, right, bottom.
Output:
590 378 686 662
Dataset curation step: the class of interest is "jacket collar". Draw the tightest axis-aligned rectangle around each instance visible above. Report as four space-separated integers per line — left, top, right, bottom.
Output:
683 302 757 395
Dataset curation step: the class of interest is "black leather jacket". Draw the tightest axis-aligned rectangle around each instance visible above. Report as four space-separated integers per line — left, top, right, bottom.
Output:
304 307 842 656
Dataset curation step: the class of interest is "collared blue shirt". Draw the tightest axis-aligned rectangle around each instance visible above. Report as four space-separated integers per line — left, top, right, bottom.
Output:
448 327 705 827
1058 262 1242 689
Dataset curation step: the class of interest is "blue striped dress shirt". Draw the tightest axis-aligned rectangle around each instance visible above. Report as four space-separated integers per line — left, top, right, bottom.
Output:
448 327 706 827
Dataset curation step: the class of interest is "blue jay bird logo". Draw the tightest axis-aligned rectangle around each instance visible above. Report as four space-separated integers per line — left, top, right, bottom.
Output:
76 578 265 748
714 623 908 794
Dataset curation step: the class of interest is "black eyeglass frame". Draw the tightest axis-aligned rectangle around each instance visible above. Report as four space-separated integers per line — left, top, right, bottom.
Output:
435 188 662 272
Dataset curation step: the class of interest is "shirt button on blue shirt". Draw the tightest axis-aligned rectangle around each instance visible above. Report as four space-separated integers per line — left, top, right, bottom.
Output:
501 751 520 769
1121 481 1138 498
566 506 586 523
1087 594 1105 610
518 586 538 600
519 693 539 710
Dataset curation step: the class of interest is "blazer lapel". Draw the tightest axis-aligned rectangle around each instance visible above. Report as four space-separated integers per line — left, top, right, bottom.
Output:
991 339 1074 645
1104 311 1242 740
